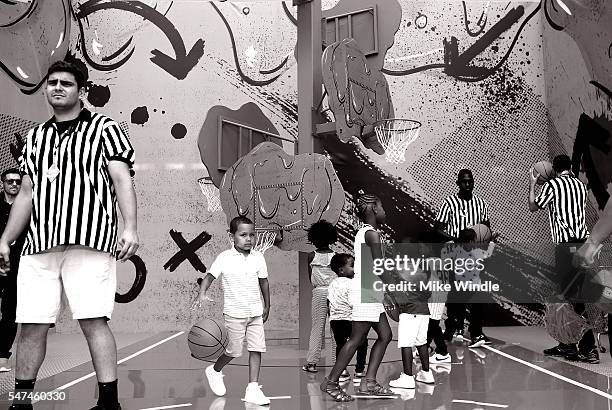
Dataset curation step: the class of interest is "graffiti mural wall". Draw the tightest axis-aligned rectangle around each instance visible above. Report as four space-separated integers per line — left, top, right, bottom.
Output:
0 0 609 331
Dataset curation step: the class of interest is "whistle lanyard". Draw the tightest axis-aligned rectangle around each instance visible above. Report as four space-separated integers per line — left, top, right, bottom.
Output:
49 121 78 181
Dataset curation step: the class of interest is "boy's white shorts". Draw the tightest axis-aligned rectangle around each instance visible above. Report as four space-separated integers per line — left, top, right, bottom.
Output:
398 313 429 347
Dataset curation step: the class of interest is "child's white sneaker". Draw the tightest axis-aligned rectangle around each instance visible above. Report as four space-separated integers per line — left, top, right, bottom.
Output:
205 365 226 396
429 353 451 364
338 369 351 383
389 372 415 389
415 369 435 384
244 383 270 406
353 371 366 382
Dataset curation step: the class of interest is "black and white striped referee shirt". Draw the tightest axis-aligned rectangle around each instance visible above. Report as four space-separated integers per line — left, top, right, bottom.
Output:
535 172 589 244
19 108 134 256
435 193 489 239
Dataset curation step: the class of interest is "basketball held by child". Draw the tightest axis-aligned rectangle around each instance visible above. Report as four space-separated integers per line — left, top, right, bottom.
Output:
188 318 229 361
471 224 492 242
532 161 555 185
383 292 400 322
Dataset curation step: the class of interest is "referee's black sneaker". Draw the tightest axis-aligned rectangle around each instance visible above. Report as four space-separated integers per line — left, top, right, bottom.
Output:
568 348 600 364
543 343 576 357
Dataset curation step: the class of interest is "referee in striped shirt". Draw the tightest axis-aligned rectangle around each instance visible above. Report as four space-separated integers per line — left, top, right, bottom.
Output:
434 169 491 343
434 169 491 241
0 60 139 410
529 154 598 363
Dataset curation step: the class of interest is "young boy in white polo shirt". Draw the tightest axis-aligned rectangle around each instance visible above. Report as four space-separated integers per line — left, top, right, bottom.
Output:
193 216 271 405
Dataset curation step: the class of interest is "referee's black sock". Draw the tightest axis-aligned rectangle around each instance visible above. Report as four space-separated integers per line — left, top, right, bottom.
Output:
97 379 120 409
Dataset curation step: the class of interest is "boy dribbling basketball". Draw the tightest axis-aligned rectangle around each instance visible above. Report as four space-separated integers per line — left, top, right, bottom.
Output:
192 216 271 405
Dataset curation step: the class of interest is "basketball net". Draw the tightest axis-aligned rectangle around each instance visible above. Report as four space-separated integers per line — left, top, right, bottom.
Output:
254 230 277 253
198 177 222 212
227 229 278 254
544 303 589 344
374 119 421 164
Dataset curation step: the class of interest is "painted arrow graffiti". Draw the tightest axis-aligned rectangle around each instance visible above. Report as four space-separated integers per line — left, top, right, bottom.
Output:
76 0 205 80
381 4 540 82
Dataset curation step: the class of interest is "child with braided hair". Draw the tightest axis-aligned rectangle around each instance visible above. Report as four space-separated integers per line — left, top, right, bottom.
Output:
320 191 395 402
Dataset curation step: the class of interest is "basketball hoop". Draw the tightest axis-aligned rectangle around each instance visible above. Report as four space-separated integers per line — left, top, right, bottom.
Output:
374 119 421 164
198 177 222 212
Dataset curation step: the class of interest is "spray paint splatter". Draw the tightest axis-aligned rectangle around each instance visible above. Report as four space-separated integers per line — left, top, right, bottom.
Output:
87 84 111 107
171 123 187 139
131 106 149 125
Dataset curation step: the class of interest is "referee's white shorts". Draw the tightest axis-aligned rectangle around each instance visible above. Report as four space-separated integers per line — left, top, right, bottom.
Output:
16 245 116 323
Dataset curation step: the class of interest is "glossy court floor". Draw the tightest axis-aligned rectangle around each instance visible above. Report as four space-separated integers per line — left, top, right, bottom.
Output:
1 326 612 410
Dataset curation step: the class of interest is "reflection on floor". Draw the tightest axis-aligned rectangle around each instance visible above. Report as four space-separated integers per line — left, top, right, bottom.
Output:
0 326 611 409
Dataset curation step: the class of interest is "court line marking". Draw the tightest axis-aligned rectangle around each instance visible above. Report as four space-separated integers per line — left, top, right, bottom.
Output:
139 404 192 410
453 399 508 408
241 396 291 402
33 331 185 403
484 345 612 400
117 331 185 365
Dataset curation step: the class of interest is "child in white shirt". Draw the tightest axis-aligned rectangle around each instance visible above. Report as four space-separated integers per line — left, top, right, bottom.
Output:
193 216 271 406
327 253 368 383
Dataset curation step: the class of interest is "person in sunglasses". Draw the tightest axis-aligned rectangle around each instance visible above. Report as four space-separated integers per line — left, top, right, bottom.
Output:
0 168 26 372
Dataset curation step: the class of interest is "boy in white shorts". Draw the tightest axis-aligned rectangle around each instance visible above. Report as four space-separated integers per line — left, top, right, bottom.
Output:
390 236 435 389
193 216 271 406
428 238 453 364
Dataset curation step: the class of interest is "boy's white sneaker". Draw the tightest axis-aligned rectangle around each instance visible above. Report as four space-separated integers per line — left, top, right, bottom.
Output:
205 365 226 396
244 383 270 406
429 353 451 364
389 372 415 389
415 369 435 384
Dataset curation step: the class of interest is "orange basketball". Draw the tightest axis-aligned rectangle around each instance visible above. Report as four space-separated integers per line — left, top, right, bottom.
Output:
533 161 555 185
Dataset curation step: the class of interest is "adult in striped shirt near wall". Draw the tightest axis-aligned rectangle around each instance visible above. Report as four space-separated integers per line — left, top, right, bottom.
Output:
529 154 598 364
434 169 491 241
0 60 139 410
434 169 492 343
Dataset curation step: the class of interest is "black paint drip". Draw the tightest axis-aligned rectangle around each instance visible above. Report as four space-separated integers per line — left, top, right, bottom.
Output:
131 106 149 125
87 84 111 107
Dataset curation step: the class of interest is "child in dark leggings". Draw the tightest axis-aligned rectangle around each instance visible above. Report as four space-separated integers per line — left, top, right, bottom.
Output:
327 254 368 383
